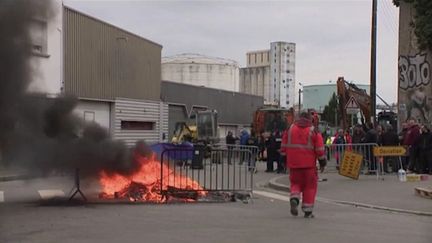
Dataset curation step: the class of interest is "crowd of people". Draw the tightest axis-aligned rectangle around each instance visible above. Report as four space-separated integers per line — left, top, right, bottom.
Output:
319 118 432 175
225 117 432 176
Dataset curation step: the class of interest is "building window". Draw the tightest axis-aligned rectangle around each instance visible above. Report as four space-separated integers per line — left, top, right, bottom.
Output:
84 111 95 122
121 121 155 130
248 54 251 65
261 53 263 62
30 19 48 56
254 53 257 63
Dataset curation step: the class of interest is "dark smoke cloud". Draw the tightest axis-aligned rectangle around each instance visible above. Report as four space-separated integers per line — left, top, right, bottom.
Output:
0 0 142 177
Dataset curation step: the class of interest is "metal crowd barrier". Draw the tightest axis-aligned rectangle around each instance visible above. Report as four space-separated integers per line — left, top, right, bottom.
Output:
159 144 258 202
324 143 379 174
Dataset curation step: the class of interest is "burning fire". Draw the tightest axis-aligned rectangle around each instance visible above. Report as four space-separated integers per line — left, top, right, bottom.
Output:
99 153 206 202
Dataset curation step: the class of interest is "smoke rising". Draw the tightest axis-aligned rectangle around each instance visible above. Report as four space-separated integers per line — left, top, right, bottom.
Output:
0 0 141 177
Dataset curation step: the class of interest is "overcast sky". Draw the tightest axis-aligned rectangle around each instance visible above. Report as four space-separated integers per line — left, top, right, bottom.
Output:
64 0 399 104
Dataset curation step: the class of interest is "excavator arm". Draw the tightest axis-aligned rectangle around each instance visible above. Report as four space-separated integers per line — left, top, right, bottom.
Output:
336 77 371 130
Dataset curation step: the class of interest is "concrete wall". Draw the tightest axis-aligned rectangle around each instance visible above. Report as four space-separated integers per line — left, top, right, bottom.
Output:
162 54 240 92
239 42 296 108
239 66 270 103
270 42 296 108
398 2 432 124
28 0 63 95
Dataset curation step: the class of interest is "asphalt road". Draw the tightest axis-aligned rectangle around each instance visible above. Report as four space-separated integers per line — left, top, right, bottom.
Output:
1 176 431 243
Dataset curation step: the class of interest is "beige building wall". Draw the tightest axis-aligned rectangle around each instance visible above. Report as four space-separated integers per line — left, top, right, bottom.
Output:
64 6 162 101
246 50 270 68
239 66 270 103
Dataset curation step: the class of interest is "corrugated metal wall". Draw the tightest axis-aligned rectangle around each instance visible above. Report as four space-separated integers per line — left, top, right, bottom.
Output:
113 98 168 146
161 81 264 126
63 7 162 101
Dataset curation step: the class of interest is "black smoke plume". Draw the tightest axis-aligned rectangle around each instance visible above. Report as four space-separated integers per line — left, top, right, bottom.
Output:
0 0 143 177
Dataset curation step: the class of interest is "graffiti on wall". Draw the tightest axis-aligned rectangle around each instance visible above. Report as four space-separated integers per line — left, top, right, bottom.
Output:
399 53 432 123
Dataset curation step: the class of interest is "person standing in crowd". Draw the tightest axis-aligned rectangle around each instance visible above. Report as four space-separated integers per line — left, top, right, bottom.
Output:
352 124 365 144
265 132 278 172
344 129 352 150
352 124 366 156
258 132 266 162
279 129 288 174
413 124 432 174
322 127 332 160
225 131 237 164
247 130 258 172
239 129 250 164
274 130 284 173
403 118 421 173
398 123 409 169
363 123 378 173
281 112 326 218
332 128 346 170
381 124 400 173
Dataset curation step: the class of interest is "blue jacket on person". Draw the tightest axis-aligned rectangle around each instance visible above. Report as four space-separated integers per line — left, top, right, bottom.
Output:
240 130 250 145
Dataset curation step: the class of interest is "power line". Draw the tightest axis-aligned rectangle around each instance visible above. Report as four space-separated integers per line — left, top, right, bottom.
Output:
382 0 399 34
378 0 398 37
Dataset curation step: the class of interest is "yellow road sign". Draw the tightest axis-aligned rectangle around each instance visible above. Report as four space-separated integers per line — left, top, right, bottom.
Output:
339 151 363 180
373 146 407 157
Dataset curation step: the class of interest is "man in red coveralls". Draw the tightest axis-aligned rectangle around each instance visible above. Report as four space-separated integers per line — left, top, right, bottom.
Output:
281 111 326 218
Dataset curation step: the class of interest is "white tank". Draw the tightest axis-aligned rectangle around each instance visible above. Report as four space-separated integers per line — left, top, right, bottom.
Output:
162 53 240 92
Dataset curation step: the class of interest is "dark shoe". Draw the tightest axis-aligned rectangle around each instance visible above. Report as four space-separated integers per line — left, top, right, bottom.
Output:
290 198 299 216
304 212 314 218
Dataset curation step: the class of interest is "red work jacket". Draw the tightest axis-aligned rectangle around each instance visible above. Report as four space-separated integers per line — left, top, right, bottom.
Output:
281 120 325 169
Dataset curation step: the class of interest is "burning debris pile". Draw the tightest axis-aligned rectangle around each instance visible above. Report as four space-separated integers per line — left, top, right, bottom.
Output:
98 153 206 203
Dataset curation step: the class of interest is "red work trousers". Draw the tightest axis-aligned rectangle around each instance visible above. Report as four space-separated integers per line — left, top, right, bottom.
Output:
289 167 317 212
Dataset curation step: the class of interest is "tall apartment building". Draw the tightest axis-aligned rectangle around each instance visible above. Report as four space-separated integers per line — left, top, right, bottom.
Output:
239 42 296 108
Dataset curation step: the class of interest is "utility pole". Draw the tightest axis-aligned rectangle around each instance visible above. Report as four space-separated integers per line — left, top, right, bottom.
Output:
370 0 377 126
298 88 302 116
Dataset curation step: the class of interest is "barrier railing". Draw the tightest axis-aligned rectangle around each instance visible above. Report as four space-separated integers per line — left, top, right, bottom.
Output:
160 144 258 202
324 143 379 174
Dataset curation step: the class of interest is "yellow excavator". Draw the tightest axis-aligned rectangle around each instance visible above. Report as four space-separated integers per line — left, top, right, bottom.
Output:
171 110 219 145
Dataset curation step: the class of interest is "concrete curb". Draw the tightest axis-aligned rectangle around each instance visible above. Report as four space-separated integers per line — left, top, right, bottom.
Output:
267 175 432 217
268 176 290 192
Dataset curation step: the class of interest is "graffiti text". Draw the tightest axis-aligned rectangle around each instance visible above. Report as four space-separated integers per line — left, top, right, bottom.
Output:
399 53 430 90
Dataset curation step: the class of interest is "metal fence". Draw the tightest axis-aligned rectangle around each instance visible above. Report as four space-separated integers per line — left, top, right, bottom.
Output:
324 143 379 174
159 144 258 202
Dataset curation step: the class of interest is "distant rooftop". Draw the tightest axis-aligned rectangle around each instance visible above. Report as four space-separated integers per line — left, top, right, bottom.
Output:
162 53 239 66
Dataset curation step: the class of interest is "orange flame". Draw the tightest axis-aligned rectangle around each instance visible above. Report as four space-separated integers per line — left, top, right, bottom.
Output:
99 153 205 202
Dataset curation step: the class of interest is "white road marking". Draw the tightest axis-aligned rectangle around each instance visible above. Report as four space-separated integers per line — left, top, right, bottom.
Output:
0 191 4 202
254 190 291 202
38 190 65 200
